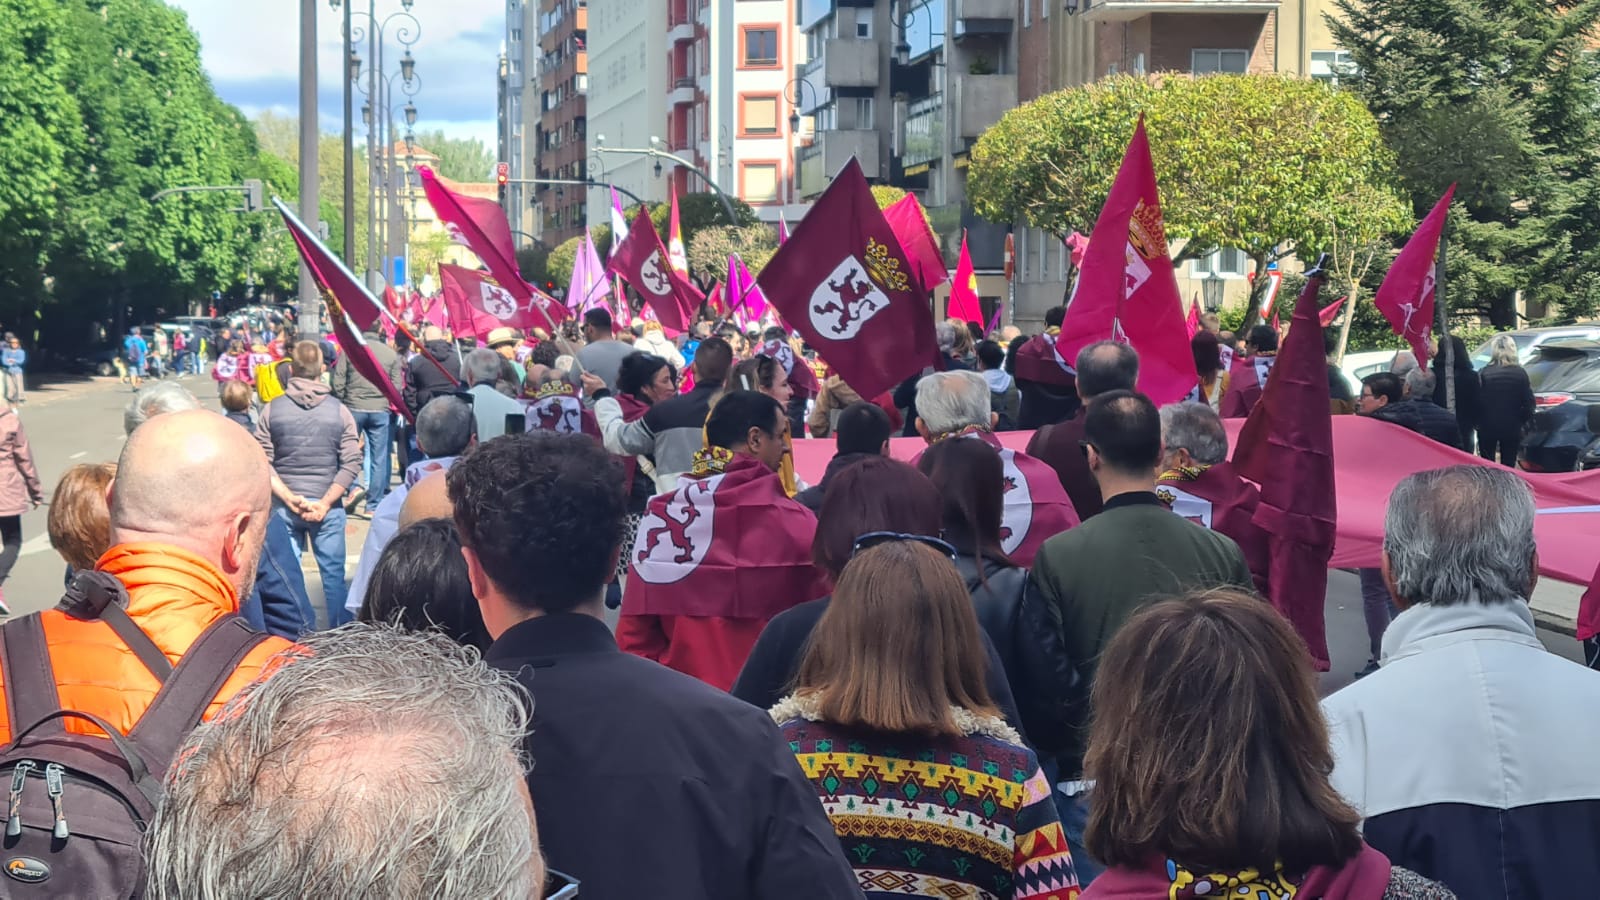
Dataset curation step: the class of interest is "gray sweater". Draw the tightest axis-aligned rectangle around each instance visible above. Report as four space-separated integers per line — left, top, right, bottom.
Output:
331 338 404 412
256 378 362 500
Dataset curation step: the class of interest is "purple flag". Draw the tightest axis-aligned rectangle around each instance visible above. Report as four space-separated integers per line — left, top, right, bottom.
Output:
567 231 610 314
726 253 769 323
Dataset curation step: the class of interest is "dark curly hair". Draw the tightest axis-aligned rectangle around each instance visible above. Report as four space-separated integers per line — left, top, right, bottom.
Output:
528 342 561 369
447 432 626 614
616 351 676 401
358 518 490 651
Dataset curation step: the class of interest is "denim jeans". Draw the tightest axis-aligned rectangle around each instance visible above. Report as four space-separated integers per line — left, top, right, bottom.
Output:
1056 788 1104 886
350 410 392 509
240 513 315 639
274 504 351 628
1358 567 1399 660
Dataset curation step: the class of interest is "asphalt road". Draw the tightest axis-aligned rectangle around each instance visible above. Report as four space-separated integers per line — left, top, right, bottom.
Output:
2 372 1582 696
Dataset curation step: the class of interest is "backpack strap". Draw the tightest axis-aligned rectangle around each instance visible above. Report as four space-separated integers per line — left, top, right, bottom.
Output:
57 570 174 682
127 616 268 774
1 614 64 737
99 603 174 682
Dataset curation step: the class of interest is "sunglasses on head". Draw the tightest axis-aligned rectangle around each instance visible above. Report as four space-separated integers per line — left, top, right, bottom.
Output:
851 531 958 560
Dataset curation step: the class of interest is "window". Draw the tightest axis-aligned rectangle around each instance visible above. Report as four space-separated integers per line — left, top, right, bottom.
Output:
741 95 779 136
742 162 780 203
743 27 779 67
1311 50 1355 85
1193 248 1246 278
847 96 874 129
1192 49 1249 74
854 11 872 38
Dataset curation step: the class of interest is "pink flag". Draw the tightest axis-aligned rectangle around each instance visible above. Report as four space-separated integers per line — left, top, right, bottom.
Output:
1185 299 1201 338
1065 231 1089 268
418 165 567 332
438 263 549 338
1319 296 1346 327
726 253 769 322
881 194 949 295
1058 117 1196 405
777 211 790 245
668 184 689 276
1374 185 1455 368
567 231 610 314
947 231 983 324
1233 257 1338 670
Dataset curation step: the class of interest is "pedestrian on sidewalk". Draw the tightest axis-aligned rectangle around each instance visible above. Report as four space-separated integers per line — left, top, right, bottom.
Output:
1 334 25 405
0 396 43 615
124 326 149 392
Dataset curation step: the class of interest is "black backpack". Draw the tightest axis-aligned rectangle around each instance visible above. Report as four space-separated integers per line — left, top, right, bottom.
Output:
0 574 266 898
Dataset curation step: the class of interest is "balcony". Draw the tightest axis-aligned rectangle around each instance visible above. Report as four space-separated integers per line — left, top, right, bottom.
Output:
1084 0 1279 22
956 74 1014 138
822 38 879 89
669 20 695 43
954 0 1013 21
670 77 696 106
796 130 880 199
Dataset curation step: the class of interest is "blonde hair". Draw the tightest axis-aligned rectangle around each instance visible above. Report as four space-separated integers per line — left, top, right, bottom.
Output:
1488 334 1521 368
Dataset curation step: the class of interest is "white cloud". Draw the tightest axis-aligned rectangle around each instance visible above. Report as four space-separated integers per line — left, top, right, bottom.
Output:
169 0 502 146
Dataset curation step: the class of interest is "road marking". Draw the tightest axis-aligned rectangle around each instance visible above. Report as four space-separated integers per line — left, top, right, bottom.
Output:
68 452 86 460
19 534 53 558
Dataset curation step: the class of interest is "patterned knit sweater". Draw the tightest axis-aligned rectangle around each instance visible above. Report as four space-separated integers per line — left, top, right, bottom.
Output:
774 696 1080 900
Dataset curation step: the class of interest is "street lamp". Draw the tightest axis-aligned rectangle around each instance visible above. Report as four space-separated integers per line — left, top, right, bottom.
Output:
596 139 740 224
404 102 417 128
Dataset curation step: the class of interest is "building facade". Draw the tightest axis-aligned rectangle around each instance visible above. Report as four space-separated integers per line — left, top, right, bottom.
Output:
585 0 669 229
499 0 539 241
530 0 589 246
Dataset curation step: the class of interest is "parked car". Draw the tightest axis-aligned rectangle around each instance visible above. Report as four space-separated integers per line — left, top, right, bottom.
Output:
1470 325 1600 371
1337 349 1403 397
71 343 123 377
1519 340 1600 472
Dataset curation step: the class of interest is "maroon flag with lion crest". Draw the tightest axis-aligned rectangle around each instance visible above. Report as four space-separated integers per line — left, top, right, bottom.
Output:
756 158 937 400
518 380 598 438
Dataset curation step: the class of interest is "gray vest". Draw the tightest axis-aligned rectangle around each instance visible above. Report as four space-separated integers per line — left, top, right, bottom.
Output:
267 394 346 498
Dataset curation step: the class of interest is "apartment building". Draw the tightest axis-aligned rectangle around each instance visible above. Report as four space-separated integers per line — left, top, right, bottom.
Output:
585 0 668 228
530 0 589 246
1009 0 1350 326
498 0 539 240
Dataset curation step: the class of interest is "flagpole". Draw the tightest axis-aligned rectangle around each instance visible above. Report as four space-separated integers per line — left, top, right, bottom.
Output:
1437 209 1454 415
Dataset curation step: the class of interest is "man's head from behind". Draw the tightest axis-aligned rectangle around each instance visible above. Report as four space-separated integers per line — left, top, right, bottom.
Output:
449 433 625 635
914 370 992 441
290 340 324 380
125 382 202 436
1076 341 1140 402
1159 402 1228 470
1383 465 1537 609
415 395 476 459
835 401 891 457
1083 390 1162 484
705 390 787 471
110 410 271 599
582 307 612 342
1246 324 1279 355
464 348 503 387
144 626 542 900
1044 306 1066 330
693 336 733 387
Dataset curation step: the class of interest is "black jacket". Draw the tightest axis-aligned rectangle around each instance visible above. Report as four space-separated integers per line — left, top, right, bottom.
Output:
403 340 461 415
893 358 973 437
1432 363 1481 449
1478 364 1536 436
1372 399 1462 449
731 595 1028 744
794 451 879 514
1017 378 1080 430
486 613 859 900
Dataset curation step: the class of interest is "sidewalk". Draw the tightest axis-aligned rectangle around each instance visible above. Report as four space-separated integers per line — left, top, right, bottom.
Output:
1532 580 1583 637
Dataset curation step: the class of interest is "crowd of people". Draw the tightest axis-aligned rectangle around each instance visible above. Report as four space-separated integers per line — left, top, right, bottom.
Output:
0 294 1586 900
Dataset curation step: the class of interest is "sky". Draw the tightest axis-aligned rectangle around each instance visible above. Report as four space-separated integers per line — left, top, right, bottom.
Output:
168 0 503 150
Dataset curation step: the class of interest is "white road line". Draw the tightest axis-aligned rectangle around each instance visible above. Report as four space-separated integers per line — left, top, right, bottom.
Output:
68 451 86 460
19 534 54 558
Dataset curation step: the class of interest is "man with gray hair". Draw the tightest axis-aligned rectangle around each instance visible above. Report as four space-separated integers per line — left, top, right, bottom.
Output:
1404 367 1462 447
123 381 202 436
1155 402 1270 599
1323 465 1600 897
463 347 525 441
345 394 477 617
144 626 547 900
912 370 1078 565
1027 340 1141 519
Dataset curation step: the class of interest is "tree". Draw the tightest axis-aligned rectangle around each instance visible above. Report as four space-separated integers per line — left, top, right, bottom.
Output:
686 225 778 284
411 130 496 183
969 74 1408 329
1330 0 1600 325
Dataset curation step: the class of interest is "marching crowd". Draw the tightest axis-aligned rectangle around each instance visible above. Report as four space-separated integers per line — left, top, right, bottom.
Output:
0 297 1590 900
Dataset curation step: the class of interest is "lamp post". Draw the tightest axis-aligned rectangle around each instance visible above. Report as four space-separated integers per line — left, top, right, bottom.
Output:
784 76 818 203
333 0 420 291
298 0 319 334
593 134 740 225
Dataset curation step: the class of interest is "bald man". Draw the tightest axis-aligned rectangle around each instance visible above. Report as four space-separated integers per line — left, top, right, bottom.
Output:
0 409 296 742
399 469 451 529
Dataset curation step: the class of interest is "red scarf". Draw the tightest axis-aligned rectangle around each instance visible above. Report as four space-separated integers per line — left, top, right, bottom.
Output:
614 394 652 494
1084 846 1391 900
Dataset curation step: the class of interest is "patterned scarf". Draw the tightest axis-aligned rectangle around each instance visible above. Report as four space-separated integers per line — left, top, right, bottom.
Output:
690 445 735 477
927 424 991 444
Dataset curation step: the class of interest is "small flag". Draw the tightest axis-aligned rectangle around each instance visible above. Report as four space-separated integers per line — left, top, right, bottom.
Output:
726 253 769 323
1319 296 1346 327
777 211 790 245
1186 299 1201 338
668 184 689 276
1373 185 1456 368
566 230 610 315
1003 232 1015 282
881 194 949 296
948 230 983 325
1065 231 1090 269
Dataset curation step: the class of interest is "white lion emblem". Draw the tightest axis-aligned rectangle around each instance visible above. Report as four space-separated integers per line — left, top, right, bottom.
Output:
480 282 519 320
639 250 672 298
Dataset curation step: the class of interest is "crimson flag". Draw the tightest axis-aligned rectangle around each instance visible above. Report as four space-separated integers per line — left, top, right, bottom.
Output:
948 231 983 324
756 338 821 400
756 158 938 400
417 165 566 332
1013 331 1077 388
606 209 699 336
912 431 1080 567
1059 117 1195 406
1233 257 1338 670
518 380 599 439
1065 231 1089 268
438 263 546 338
1157 462 1271 599
881 194 949 295
1320 296 1346 327
1185 299 1201 338
1373 185 1455 368
272 198 411 422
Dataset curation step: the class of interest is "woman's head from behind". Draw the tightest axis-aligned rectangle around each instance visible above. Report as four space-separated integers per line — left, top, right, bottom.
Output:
1191 330 1223 379
359 518 490 652
796 541 997 736
1489 334 1521 368
812 457 942 580
48 463 116 572
915 437 1009 564
1084 589 1361 873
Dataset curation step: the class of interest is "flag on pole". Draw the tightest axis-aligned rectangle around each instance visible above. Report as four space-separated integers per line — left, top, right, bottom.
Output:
1258 264 1284 318
438 263 552 339
881 194 949 295
417 165 567 332
271 197 412 421
726 253 769 323
610 188 633 327
668 184 689 276
566 230 610 315
1233 256 1338 671
1373 185 1456 368
1065 231 1090 269
607 208 700 336
1058 117 1195 405
777 211 791 245
948 230 983 324
1319 296 1347 327
1186 299 1201 338
755 157 937 400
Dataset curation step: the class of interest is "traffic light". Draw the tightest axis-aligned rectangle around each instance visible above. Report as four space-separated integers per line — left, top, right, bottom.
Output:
495 162 509 187
242 179 264 213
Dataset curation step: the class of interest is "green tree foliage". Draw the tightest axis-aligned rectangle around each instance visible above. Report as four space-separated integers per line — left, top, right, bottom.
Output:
1330 0 1600 326
687 225 778 284
411 129 496 183
969 74 1409 329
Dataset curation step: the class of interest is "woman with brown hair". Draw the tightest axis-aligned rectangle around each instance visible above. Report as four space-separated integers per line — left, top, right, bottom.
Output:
731 456 1024 729
773 540 1079 899
47 462 115 586
727 355 800 496
1080 589 1453 898
1189 330 1229 411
